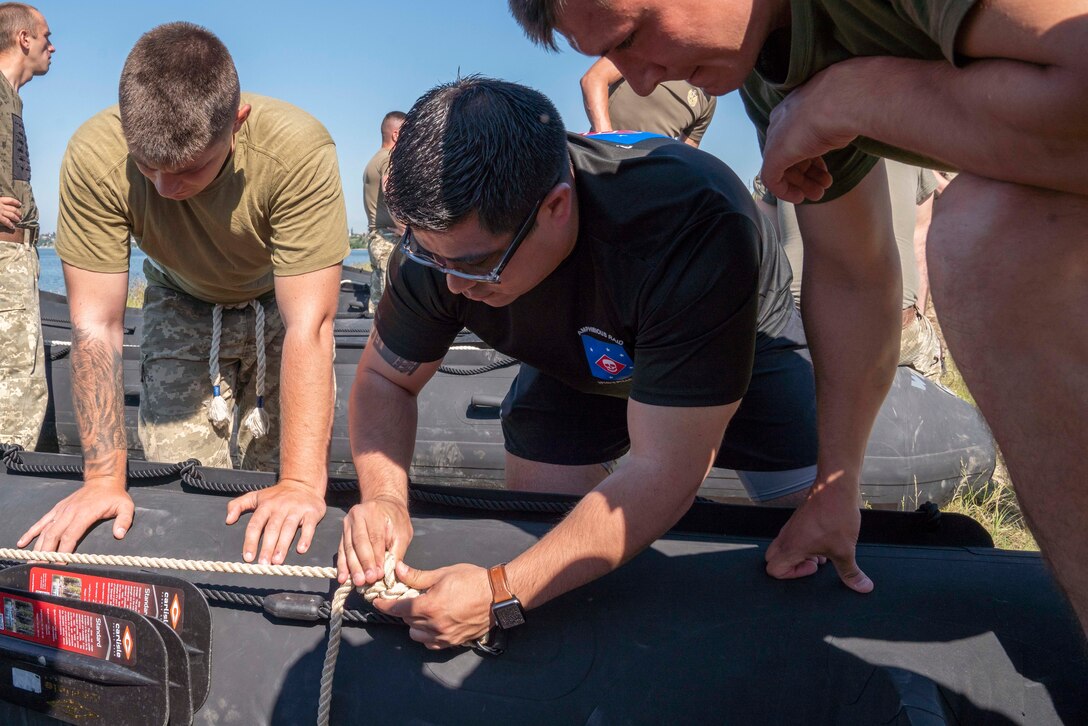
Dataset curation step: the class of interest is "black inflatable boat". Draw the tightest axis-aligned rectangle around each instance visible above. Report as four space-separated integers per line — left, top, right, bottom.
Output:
35 268 996 508
0 451 1085 725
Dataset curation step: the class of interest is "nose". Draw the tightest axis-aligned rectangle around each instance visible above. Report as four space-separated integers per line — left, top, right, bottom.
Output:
608 55 667 96
445 273 477 296
154 174 186 199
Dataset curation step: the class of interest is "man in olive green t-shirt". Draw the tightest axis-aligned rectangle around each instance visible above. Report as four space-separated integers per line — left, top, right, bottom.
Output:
362 110 405 316
0 3 53 450
17 23 349 568
512 0 1088 634
580 57 715 147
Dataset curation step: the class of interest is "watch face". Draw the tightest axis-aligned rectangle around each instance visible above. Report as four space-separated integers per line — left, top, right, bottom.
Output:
493 599 525 630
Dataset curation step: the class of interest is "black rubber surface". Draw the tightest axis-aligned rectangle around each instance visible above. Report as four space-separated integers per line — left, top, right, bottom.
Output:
0 463 1085 725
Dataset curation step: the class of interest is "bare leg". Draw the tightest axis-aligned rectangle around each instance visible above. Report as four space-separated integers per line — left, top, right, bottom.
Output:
913 194 935 314
928 175 1088 633
505 452 610 495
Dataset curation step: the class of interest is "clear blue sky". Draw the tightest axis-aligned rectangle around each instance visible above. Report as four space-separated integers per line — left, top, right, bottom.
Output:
24 1 764 234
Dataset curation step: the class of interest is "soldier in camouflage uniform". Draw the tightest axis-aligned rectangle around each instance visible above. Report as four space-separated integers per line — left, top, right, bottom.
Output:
362 111 405 315
18 23 347 567
0 3 52 450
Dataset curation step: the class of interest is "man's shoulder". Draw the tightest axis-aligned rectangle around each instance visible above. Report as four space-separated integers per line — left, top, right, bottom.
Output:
0 77 19 112
65 106 129 180
364 147 390 175
239 93 336 166
569 132 749 210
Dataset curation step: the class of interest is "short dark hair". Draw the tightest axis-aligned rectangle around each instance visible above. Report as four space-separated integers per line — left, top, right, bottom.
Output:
0 3 39 54
118 22 241 167
507 0 567 51
385 76 567 235
381 110 405 141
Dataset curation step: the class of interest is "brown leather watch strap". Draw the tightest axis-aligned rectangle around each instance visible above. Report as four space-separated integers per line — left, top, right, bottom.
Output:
487 563 515 603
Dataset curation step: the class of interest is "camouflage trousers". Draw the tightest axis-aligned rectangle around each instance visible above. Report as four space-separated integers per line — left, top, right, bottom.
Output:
0 241 46 449
138 285 284 471
366 228 398 316
900 307 944 381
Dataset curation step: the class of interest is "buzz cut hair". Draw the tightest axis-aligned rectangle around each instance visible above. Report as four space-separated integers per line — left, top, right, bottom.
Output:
381 110 406 139
507 0 569 51
0 3 40 54
118 22 241 168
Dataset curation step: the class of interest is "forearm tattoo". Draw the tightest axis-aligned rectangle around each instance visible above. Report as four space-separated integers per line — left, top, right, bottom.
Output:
373 335 422 375
71 326 128 465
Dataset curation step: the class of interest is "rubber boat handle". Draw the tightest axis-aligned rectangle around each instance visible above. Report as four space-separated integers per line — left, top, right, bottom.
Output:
470 394 503 409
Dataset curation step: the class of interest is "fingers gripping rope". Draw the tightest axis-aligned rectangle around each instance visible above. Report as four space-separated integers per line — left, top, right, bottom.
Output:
360 552 421 602
0 548 355 726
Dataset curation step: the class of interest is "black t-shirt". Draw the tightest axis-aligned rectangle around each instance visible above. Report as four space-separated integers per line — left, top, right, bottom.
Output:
377 132 795 407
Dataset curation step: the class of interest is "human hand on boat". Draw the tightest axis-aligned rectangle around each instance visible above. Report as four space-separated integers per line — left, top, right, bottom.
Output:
16 480 134 552
337 496 413 587
0 196 22 229
371 561 491 649
225 478 326 565
764 474 874 594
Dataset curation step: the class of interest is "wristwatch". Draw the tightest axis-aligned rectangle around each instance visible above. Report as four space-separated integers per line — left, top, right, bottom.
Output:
487 563 526 630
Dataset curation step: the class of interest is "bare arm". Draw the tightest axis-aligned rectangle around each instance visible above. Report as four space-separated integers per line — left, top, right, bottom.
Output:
580 57 623 132
763 162 897 593
226 264 341 564
17 264 132 551
763 2 1088 199
338 331 443 585
274 264 340 488
508 400 735 609
374 399 737 647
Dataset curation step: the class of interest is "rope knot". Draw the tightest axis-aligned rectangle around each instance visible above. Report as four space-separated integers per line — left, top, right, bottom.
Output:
0 443 25 468
360 552 421 602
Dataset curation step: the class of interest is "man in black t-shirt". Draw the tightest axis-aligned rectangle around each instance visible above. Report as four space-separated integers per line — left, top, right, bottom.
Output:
336 77 827 649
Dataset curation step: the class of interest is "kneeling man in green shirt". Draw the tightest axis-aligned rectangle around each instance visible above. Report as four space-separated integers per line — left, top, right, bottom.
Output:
17 22 348 565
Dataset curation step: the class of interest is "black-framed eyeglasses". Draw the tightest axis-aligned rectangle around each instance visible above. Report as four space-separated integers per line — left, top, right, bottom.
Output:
399 195 545 284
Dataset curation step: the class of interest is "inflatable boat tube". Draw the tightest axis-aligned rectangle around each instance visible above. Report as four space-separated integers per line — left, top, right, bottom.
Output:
0 454 1084 725
36 276 996 509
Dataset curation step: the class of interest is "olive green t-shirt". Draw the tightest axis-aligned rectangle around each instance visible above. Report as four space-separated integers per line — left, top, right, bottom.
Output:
608 80 717 145
56 93 349 304
741 0 977 201
0 79 38 232
363 146 394 232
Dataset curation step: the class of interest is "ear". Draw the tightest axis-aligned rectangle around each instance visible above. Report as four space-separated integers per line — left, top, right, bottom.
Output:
17 28 31 52
233 104 253 133
540 179 574 230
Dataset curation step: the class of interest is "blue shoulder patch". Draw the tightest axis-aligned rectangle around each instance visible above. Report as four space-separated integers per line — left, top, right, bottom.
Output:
585 131 668 146
580 334 634 381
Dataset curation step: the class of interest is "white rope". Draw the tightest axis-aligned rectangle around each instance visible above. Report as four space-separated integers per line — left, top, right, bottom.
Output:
208 300 270 439
208 304 232 430
0 548 416 726
360 552 420 602
241 299 269 439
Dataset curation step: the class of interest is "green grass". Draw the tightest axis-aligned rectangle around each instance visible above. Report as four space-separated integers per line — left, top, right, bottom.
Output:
933 338 1036 551
945 456 1037 551
127 279 146 308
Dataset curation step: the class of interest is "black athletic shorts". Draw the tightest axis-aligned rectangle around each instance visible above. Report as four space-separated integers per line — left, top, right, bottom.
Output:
500 309 817 472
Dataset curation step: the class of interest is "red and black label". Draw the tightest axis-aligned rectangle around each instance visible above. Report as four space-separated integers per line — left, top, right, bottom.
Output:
26 567 185 631
1 592 139 664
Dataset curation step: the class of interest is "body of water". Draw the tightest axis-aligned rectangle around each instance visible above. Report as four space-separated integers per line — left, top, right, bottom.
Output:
36 246 371 296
